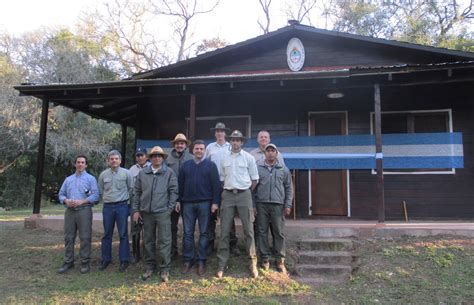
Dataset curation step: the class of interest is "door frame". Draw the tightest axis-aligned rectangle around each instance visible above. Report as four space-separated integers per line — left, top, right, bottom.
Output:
307 111 351 217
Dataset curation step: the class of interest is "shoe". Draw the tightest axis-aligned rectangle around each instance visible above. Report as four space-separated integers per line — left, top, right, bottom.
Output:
261 261 270 271
197 262 206 276
80 263 90 274
276 262 287 274
98 261 110 271
119 262 129 272
160 271 169 283
142 269 154 281
250 264 259 279
181 262 192 274
230 246 241 256
58 262 74 274
215 267 225 279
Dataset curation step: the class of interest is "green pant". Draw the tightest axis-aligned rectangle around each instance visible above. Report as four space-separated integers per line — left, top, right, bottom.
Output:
142 211 172 272
256 203 286 263
64 207 92 264
217 190 257 269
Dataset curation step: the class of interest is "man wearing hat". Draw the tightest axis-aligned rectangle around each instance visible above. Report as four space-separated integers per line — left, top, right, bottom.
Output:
204 122 239 256
215 130 259 279
132 146 178 282
129 147 150 181
167 133 193 258
98 150 134 272
254 143 293 274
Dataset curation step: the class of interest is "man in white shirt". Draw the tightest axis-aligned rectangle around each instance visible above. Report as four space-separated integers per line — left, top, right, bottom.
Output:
215 130 259 279
205 122 238 255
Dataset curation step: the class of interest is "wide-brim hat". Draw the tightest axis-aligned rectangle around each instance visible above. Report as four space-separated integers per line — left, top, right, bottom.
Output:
170 133 191 146
210 122 231 133
148 146 168 159
229 130 246 142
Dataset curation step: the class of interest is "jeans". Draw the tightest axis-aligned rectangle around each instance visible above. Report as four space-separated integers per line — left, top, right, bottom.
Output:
182 201 211 264
101 202 130 263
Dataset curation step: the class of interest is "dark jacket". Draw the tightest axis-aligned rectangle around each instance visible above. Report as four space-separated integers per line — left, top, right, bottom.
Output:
132 163 178 214
178 159 222 205
166 148 193 179
254 160 293 208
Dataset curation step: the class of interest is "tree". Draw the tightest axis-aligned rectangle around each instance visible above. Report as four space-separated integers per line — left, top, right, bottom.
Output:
284 0 318 26
194 37 228 56
258 0 272 34
154 0 221 61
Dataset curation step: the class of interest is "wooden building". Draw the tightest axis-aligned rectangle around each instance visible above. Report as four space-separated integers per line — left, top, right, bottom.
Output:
16 24 474 220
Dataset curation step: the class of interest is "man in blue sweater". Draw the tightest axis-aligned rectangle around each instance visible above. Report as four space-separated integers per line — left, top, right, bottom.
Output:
176 140 221 276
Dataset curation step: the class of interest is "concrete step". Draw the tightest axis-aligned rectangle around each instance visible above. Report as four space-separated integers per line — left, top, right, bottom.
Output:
297 238 354 251
295 264 352 280
298 250 354 265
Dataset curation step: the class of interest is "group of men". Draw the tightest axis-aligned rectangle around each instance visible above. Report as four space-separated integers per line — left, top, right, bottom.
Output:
57 122 293 282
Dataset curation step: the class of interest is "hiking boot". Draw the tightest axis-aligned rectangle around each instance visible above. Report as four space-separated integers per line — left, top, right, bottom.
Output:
98 261 110 271
58 262 74 274
80 263 90 274
197 262 206 276
119 262 129 272
181 262 192 274
261 261 270 271
142 269 154 281
250 263 259 279
276 262 287 274
215 267 225 279
160 271 169 283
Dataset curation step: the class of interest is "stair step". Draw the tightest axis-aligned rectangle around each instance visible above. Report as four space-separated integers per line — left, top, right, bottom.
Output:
297 238 354 251
295 264 352 279
298 250 354 265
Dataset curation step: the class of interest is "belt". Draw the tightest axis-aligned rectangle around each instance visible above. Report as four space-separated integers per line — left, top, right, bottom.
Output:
104 200 129 205
225 189 248 194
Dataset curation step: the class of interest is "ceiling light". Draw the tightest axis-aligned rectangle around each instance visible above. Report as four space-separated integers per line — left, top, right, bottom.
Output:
327 92 344 99
89 104 104 109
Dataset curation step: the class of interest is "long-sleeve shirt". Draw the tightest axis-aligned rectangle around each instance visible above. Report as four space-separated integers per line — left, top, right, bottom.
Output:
220 149 259 190
255 160 293 208
204 141 230 175
167 148 193 179
98 167 133 203
178 159 221 205
58 171 99 208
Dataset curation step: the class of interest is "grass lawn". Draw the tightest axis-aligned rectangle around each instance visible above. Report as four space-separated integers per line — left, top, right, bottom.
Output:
0 204 65 222
0 210 473 304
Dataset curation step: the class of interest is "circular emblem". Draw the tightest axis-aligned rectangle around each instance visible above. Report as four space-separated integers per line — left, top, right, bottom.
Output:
287 38 305 71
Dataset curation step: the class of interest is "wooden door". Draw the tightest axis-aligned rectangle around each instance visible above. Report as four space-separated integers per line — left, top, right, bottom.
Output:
309 112 348 216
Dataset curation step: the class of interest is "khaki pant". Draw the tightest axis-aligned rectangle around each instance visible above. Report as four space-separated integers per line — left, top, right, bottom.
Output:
142 211 172 272
217 189 257 269
64 207 92 264
256 203 286 263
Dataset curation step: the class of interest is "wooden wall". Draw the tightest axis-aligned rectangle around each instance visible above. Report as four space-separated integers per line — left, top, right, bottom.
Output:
136 82 474 219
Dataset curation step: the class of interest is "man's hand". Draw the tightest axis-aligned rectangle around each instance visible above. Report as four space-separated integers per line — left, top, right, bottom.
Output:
175 202 181 213
284 208 291 216
211 203 218 213
133 212 142 223
64 199 76 208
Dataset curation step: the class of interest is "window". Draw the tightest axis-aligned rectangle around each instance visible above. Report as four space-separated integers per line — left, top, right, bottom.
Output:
370 109 454 174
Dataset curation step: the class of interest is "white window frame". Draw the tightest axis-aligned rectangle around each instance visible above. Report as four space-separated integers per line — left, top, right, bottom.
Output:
369 108 455 175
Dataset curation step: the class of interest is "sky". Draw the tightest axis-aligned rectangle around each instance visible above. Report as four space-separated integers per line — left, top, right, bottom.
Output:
0 0 294 44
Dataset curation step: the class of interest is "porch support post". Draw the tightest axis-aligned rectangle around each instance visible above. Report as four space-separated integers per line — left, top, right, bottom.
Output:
32 99 49 215
189 94 196 140
374 84 385 223
121 124 127 167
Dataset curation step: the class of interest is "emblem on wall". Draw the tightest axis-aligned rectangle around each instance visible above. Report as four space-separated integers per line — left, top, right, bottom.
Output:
287 38 305 71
